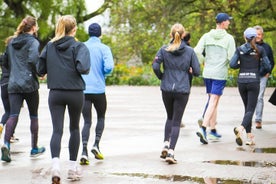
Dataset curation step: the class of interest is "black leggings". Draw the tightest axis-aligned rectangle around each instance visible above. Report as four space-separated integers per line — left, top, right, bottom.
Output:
162 91 189 150
48 90 84 161
1 84 10 125
81 93 106 147
4 90 39 147
238 82 260 133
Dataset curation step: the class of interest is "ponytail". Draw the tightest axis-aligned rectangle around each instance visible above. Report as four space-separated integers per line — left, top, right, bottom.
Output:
166 23 185 52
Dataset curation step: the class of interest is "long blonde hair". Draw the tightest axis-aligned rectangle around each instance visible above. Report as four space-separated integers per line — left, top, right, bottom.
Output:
166 23 185 52
51 15 77 42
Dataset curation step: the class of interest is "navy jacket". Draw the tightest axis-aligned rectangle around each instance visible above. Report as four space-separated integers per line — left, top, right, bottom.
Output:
230 43 271 83
38 36 90 90
152 40 200 94
4 34 40 93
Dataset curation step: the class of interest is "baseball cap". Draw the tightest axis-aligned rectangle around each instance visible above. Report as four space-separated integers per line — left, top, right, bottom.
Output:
244 27 257 39
88 23 101 37
215 13 232 23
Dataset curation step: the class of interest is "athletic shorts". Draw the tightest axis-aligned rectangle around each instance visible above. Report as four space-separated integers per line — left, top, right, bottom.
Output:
204 78 227 96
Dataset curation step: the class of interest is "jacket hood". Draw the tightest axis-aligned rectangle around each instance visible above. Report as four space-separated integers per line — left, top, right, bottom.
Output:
209 29 228 40
12 34 35 50
168 40 186 56
239 43 253 54
54 36 75 51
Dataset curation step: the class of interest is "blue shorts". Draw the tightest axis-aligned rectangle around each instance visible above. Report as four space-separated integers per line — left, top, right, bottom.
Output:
204 78 227 96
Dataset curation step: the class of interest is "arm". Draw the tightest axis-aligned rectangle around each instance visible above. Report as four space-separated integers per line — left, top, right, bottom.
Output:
37 46 47 77
75 43 91 75
152 48 164 80
229 49 240 69
194 34 206 64
103 46 114 76
190 51 201 77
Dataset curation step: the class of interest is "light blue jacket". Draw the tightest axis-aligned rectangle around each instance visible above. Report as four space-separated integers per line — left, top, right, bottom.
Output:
82 37 114 94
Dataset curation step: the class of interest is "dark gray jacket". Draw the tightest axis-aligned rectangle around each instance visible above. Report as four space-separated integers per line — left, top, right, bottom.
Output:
4 34 40 93
38 36 90 90
152 41 200 93
230 43 271 83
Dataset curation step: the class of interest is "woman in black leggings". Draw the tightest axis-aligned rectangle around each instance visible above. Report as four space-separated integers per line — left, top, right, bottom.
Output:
230 27 271 146
38 15 90 183
1 16 45 163
152 23 200 164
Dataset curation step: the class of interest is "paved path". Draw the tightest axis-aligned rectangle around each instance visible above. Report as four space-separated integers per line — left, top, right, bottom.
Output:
0 85 276 184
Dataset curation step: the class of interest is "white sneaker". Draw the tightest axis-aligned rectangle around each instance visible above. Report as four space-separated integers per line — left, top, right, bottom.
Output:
67 168 82 181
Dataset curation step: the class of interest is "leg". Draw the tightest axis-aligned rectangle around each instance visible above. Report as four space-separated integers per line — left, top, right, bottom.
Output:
91 93 106 160
255 76 268 128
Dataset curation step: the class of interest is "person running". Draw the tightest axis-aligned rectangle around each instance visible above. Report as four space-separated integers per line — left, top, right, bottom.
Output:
79 23 114 165
194 13 236 144
38 15 90 183
230 27 271 146
253 25 274 129
1 16 45 162
0 36 20 142
152 23 200 164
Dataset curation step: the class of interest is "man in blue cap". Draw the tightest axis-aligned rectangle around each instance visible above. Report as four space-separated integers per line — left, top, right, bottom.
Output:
194 13 236 144
80 23 114 165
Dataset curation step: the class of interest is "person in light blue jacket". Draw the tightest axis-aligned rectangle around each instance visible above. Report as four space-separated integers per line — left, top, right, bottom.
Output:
80 23 114 165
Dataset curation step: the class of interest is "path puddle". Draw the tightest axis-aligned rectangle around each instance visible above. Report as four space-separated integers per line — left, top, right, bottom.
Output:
110 172 250 183
204 160 276 167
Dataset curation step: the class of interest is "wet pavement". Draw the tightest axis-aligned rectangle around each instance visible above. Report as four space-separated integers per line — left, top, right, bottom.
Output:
0 84 276 184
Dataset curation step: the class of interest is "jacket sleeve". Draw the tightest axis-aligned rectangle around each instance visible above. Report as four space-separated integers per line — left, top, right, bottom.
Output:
194 34 206 64
103 46 114 76
266 44 274 73
75 43 91 75
37 46 47 76
190 51 201 77
260 48 272 75
229 49 240 69
152 48 164 80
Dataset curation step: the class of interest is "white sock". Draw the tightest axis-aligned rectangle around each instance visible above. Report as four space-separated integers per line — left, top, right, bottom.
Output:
164 141 169 147
69 160 77 171
168 149 174 155
52 157 60 171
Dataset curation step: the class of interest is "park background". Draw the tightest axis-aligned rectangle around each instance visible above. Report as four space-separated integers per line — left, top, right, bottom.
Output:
0 0 275 87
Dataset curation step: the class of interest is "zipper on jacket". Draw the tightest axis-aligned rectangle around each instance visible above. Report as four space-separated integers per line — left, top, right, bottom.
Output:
172 83 175 91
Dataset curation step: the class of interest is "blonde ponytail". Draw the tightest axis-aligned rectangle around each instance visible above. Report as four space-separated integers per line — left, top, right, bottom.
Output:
166 23 185 52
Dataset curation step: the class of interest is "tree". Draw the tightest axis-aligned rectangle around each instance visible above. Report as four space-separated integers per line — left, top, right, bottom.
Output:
0 0 113 51
108 0 276 65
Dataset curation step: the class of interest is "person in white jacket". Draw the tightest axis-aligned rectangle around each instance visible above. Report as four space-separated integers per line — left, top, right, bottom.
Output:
194 13 236 144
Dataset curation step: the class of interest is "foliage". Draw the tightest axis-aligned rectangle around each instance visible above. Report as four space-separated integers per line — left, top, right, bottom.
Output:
0 0 276 87
0 0 114 51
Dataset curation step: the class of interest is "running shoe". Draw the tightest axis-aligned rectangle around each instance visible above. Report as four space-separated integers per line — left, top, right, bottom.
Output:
0 124 3 138
208 131 222 141
10 136 19 143
245 139 255 146
234 127 243 146
80 154 89 165
52 169 61 184
196 128 208 144
1 144 11 162
165 153 177 164
67 168 82 181
91 146 104 160
160 145 169 159
30 146 46 157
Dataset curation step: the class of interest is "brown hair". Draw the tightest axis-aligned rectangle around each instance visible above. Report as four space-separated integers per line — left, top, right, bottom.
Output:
166 23 185 52
14 16 37 36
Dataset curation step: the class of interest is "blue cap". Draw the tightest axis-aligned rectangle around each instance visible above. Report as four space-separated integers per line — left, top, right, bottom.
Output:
244 27 257 39
215 13 232 23
88 23 101 37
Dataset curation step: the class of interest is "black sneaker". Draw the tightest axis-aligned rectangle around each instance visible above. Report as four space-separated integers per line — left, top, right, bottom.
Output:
160 145 169 159
165 153 177 164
